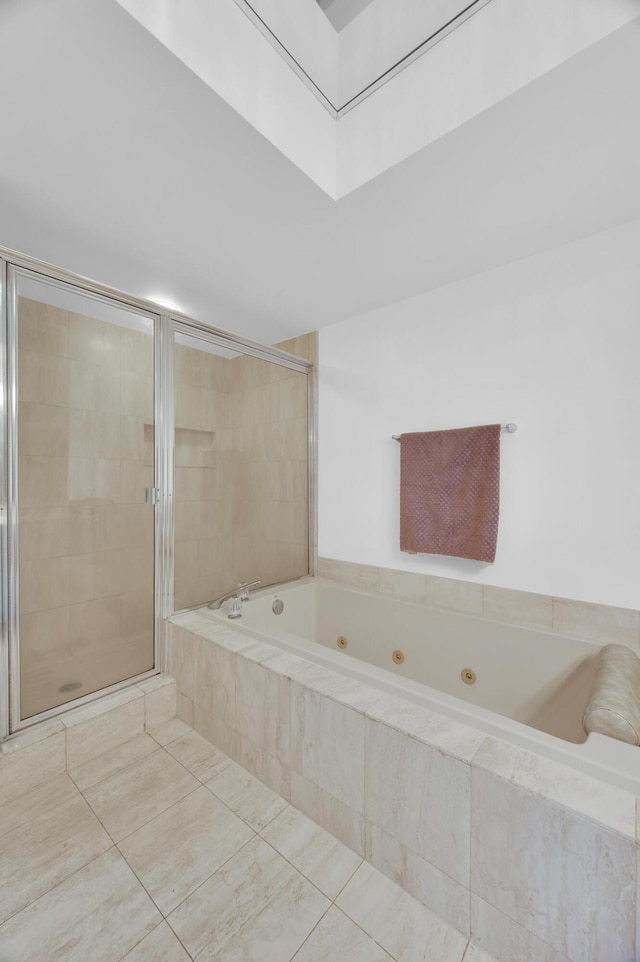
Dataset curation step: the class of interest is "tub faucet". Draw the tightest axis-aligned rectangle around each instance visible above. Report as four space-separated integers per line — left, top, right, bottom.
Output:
207 581 261 617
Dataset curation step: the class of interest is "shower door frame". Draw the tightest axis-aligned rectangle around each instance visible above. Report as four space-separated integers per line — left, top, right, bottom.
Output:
0 245 316 741
167 316 314 616
2 259 165 737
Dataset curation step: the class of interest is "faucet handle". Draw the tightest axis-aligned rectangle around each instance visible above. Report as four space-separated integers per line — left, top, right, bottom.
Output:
228 595 242 619
238 580 261 601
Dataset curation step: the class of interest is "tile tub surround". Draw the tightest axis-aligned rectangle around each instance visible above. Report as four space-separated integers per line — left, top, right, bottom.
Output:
0 712 497 962
169 611 639 962
317 557 640 650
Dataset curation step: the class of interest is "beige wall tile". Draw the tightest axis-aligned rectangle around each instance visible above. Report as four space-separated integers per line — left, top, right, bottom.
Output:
19 351 69 407
20 556 69 614
175 501 202 544
175 344 203 387
120 327 153 377
379 567 427 602
120 416 146 461
121 371 153 420
19 402 69 459
120 504 154 552
175 466 201 502
19 456 68 507
18 298 69 357
69 504 121 555
69 359 120 412
68 457 121 505
69 409 120 460
426 575 483 614
20 606 70 659
19 506 69 560
68 595 122 651
552 597 640 647
68 550 121 603
121 589 154 636
121 460 154 504
68 312 121 365
175 383 202 430
317 558 380 591
119 547 154 598
483 585 553 629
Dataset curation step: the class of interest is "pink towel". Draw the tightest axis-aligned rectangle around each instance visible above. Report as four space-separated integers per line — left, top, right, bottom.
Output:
400 424 500 563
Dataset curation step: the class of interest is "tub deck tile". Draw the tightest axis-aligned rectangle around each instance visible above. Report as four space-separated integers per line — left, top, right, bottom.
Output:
472 736 636 840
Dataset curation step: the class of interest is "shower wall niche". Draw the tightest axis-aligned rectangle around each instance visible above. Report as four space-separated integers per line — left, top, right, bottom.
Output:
173 332 315 611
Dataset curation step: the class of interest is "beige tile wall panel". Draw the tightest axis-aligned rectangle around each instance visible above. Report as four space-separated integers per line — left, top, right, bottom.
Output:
16 298 155 719
173 335 313 608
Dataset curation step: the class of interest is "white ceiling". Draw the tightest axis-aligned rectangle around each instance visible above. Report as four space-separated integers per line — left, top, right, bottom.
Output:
1 0 639 345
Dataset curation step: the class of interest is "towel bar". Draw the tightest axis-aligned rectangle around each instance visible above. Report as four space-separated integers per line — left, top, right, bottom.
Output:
392 423 517 441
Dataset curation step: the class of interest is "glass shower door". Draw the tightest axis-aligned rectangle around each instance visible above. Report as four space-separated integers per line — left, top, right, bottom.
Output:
8 268 158 725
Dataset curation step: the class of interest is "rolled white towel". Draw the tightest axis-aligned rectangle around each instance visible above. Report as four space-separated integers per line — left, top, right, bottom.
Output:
583 644 640 745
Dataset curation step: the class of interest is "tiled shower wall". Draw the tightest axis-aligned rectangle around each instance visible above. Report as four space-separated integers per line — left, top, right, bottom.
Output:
18 297 155 719
173 332 316 611
173 344 234 610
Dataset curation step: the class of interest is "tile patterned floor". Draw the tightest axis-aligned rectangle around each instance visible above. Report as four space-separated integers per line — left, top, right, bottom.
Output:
0 719 491 961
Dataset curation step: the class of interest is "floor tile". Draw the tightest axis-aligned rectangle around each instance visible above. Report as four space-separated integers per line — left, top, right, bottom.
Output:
0 848 161 962
149 718 193 747
68 732 159 790
292 906 394 962
207 762 288 831
337 862 468 962
121 921 191 961
0 793 111 925
0 729 66 806
463 944 499 962
119 785 254 916
261 805 362 899
168 835 329 961
0 772 79 839
84 749 199 841
164 730 234 783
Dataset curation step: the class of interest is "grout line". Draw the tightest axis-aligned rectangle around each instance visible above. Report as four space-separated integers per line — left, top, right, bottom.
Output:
70 742 165 794
162 832 258 921
0 844 119 930
112 919 167 962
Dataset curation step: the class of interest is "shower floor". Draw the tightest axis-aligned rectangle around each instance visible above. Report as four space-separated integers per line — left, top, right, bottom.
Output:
0 720 493 962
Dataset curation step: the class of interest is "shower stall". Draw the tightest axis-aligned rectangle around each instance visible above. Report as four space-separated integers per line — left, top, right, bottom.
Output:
0 249 314 739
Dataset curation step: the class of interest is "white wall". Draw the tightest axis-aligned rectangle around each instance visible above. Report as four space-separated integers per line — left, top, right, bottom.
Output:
318 219 640 609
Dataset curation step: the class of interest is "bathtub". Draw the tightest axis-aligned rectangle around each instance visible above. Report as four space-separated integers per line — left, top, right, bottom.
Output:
202 577 640 795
